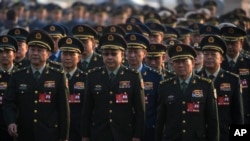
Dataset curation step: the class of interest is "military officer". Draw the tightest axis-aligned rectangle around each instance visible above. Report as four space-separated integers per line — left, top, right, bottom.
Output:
0 35 18 141
220 26 250 124
125 33 163 141
192 42 204 74
145 43 175 79
3 30 70 141
7 28 29 69
72 24 104 72
156 44 219 141
199 35 244 141
146 22 165 44
58 36 86 141
82 33 145 141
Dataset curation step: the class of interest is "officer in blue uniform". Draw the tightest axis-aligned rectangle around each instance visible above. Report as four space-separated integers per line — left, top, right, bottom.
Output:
58 36 86 141
199 35 244 141
28 4 48 31
82 33 145 141
0 35 18 141
220 26 250 124
125 33 163 141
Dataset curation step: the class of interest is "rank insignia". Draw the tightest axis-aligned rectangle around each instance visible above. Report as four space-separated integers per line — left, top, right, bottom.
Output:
192 90 203 97
44 81 55 88
220 83 231 91
119 81 130 88
74 82 85 89
144 82 153 90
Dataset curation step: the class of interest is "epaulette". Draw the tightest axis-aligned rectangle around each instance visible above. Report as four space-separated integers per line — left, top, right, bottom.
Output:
159 77 173 85
148 67 161 75
197 76 212 83
87 67 102 74
225 70 239 78
124 67 139 74
12 67 28 74
49 67 64 74
48 60 61 65
79 70 87 75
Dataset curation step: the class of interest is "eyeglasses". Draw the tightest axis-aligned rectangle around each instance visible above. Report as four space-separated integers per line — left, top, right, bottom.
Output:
102 52 118 56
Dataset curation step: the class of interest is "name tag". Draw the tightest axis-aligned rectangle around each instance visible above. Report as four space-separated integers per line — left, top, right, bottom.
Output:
116 93 128 103
39 94 51 103
187 102 200 112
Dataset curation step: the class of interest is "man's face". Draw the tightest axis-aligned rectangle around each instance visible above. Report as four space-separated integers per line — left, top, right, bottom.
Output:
126 48 146 67
225 40 243 58
102 49 123 71
0 49 16 66
145 55 165 70
203 50 223 70
28 46 49 66
172 58 194 79
52 37 60 53
16 42 28 61
194 50 204 68
61 51 81 70
80 38 95 58
149 34 164 43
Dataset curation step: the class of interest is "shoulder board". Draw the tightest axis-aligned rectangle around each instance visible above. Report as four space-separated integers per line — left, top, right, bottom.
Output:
49 67 64 74
197 76 212 83
88 67 102 74
148 68 161 74
160 77 174 85
12 67 28 74
124 67 139 74
225 70 239 78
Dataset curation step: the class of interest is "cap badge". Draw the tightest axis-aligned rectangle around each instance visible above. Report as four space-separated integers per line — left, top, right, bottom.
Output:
66 38 72 44
78 26 84 32
50 25 55 31
2 37 8 43
208 36 214 43
149 13 154 18
169 40 174 45
206 26 212 32
35 33 42 39
130 35 136 41
97 26 102 32
228 28 234 34
176 46 182 52
108 35 114 41
194 42 199 47
14 29 20 35
110 26 116 32
126 25 132 31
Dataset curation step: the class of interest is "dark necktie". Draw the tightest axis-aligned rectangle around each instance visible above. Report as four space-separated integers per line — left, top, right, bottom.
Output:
229 60 235 69
66 73 71 79
181 82 187 94
209 75 215 81
82 61 88 71
34 71 40 81
109 72 115 84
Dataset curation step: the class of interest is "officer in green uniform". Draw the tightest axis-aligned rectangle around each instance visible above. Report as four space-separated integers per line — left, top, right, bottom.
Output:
58 36 87 141
156 44 219 141
3 30 70 141
0 35 18 141
82 33 145 141
199 35 244 141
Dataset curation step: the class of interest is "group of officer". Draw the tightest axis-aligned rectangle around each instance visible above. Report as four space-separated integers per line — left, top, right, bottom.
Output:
0 0 250 141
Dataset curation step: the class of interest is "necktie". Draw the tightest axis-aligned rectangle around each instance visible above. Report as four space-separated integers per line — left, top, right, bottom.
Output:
34 71 40 81
66 73 71 79
181 82 187 94
209 75 215 81
229 60 235 69
109 72 115 84
82 61 88 71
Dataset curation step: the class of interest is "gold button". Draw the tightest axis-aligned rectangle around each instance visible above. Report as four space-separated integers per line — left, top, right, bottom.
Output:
34 119 37 123
182 120 186 123
182 111 186 114
182 129 186 133
34 91 38 94
34 110 38 113
109 91 113 95
49 92 52 94
54 124 58 128
1 93 3 95
34 100 38 103
21 91 24 94
109 110 112 113
109 119 112 123
109 100 113 104
182 101 186 104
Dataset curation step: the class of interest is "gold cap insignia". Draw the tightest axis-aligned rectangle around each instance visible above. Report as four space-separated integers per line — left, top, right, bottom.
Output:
169 40 174 45
150 45 156 50
108 35 114 41
206 26 211 32
194 42 199 47
130 35 136 41
97 26 102 32
2 37 8 43
78 26 84 32
110 26 116 32
50 25 55 31
228 28 234 34
66 38 72 44
176 46 182 52
208 36 214 43
149 13 154 18
35 33 42 39
14 29 20 35
126 25 132 31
